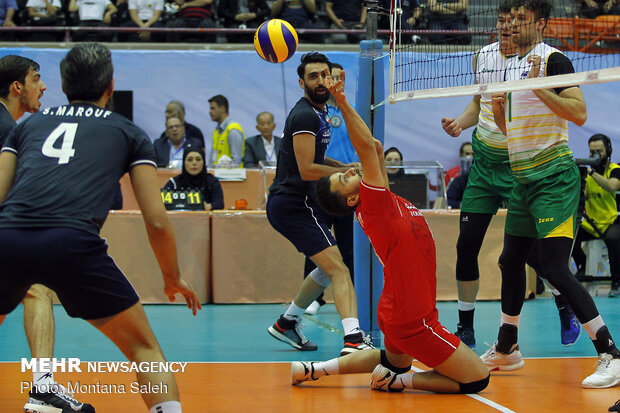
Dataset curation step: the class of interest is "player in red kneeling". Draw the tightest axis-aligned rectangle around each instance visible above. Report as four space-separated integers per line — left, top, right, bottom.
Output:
291 68 490 394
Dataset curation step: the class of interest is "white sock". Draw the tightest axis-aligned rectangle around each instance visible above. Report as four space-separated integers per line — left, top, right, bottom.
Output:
583 315 605 340
500 312 521 328
400 372 415 388
33 371 54 389
342 318 360 336
283 302 305 320
311 358 340 377
150 401 182 413
458 300 475 311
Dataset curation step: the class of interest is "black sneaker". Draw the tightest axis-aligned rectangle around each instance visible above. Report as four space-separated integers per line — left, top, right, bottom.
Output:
454 323 476 348
24 383 95 413
340 330 374 356
268 314 318 351
610 398 620 412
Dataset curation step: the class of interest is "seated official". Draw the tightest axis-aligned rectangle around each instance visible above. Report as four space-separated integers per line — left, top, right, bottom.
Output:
242 111 281 168
154 115 203 168
572 134 620 297
384 146 405 177
162 147 224 211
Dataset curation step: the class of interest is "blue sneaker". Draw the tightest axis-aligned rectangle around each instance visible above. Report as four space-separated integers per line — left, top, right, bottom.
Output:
454 324 475 348
559 308 581 346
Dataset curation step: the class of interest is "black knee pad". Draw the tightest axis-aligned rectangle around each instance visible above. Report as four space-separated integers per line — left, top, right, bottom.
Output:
379 349 411 374
459 374 490 394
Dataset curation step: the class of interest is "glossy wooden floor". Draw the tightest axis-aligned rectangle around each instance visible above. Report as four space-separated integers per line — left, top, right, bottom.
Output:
1 300 619 412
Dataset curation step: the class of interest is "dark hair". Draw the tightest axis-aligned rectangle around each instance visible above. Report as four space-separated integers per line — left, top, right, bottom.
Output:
0 55 40 99
331 63 343 71
316 175 356 216
60 43 113 103
208 95 229 113
513 0 552 22
384 146 403 160
460 141 473 156
297 52 332 80
498 0 514 14
589 133 612 156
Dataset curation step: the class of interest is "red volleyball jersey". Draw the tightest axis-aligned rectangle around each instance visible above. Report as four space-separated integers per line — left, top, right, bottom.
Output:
356 180 437 324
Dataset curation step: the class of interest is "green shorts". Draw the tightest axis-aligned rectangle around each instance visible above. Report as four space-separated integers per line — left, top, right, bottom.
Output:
505 165 580 239
461 158 513 214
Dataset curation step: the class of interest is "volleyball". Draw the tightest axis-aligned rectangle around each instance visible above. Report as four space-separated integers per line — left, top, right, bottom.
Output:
254 19 298 64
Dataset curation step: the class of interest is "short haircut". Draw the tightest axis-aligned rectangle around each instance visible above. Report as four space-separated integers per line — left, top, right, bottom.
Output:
384 146 403 160
498 0 515 14
256 111 273 122
513 0 552 22
297 52 332 80
460 141 473 156
331 62 343 71
208 95 229 113
589 133 612 155
60 43 113 103
168 100 186 115
0 55 40 99
316 175 357 216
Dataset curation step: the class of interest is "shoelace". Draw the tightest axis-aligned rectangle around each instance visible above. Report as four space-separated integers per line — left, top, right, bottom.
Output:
293 320 309 343
483 342 497 356
53 383 82 405
592 357 612 373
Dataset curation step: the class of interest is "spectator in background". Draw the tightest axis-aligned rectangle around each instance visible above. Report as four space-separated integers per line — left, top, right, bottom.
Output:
325 0 366 43
119 0 165 41
0 0 17 40
242 111 282 167
165 0 216 42
445 141 473 186
163 146 224 210
378 0 421 43
271 0 323 43
581 0 619 18
26 0 61 24
208 94 245 167
154 115 203 168
446 143 473 209
68 0 117 41
159 100 205 143
384 146 405 176
218 0 270 43
426 0 471 45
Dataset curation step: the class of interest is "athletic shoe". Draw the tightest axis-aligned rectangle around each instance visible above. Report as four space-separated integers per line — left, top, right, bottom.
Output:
24 382 95 413
268 315 318 351
609 282 619 298
582 353 620 389
370 365 406 392
340 330 374 356
304 300 321 315
609 398 620 412
559 308 582 346
454 323 476 348
480 342 525 371
291 361 319 385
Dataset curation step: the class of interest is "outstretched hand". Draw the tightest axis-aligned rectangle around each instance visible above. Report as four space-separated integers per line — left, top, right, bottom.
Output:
164 278 202 316
324 67 346 105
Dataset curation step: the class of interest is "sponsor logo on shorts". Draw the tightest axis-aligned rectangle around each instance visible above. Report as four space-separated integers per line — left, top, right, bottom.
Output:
538 217 554 223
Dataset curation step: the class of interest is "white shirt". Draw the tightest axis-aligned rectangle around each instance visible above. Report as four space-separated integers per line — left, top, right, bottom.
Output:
26 0 61 17
261 136 276 162
128 0 163 21
76 0 111 21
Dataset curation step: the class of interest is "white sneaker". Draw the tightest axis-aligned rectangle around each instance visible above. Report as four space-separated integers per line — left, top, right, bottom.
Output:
370 365 406 392
291 361 319 385
480 342 525 371
305 301 321 315
582 353 620 389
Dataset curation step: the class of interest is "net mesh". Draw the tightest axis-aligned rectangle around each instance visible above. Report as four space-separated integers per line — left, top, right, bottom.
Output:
389 0 620 101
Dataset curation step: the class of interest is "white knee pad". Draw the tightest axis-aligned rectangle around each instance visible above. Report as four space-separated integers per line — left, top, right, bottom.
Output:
309 268 332 288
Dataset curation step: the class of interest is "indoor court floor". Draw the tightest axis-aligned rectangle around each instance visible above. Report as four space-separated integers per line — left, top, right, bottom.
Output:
1 297 619 412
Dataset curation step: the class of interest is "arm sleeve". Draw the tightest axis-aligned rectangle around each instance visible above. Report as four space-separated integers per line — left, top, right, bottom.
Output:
228 129 244 167
546 52 577 95
610 167 620 180
290 105 320 137
207 177 225 209
242 140 257 167
2 123 22 154
128 125 157 169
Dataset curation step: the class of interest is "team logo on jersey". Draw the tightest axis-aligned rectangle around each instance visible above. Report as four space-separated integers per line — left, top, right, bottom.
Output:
330 115 342 128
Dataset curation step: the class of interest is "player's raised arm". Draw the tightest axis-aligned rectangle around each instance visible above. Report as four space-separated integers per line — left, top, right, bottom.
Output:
324 68 383 188
129 163 201 315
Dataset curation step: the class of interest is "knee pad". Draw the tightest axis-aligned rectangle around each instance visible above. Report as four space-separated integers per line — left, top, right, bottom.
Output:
309 267 331 288
459 374 490 394
380 349 411 374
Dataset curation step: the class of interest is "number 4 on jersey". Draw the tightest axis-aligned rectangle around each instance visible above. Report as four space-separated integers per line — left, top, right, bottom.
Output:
42 122 78 164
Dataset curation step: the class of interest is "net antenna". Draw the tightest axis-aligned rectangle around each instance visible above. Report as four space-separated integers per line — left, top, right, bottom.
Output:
389 0 620 102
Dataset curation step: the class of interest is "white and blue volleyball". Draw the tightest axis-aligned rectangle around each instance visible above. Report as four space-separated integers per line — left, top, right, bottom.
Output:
254 19 299 64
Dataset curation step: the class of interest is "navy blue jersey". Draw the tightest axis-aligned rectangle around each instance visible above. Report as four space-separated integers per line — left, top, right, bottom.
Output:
0 103 156 235
0 104 16 148
269 97 331 197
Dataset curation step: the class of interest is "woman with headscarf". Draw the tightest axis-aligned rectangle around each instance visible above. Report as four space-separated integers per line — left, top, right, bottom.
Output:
163 146 224 210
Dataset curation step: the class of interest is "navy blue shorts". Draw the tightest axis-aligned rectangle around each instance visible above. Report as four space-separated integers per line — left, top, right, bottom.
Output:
0 228 139 319
266 193 336 257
